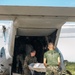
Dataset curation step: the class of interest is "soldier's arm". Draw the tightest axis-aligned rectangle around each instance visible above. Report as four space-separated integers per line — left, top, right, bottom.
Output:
43 58 47 67
35 57 38 63
58 56 61 66
24 56 29 68
43 53 47 67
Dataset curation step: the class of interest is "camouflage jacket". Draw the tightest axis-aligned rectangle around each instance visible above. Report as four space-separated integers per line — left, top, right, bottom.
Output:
24 55 37 68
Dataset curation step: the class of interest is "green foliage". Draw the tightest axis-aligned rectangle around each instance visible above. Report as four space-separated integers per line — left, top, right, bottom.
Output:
66 62 75 75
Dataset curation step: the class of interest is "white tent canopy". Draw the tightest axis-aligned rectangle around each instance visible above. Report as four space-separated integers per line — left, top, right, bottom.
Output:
0 6 75 36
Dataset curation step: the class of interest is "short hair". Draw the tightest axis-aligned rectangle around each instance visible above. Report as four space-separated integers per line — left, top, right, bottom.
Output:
31 50 36 53
48 42 54 46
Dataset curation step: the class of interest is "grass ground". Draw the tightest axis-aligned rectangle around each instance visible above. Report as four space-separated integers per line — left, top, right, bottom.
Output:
66 62 75 75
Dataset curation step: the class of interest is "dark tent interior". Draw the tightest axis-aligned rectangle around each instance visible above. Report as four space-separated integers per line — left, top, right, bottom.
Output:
12 30 57 74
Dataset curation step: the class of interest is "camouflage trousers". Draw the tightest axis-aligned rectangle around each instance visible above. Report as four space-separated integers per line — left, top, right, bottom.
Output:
46 66 60 75
23 67 32 75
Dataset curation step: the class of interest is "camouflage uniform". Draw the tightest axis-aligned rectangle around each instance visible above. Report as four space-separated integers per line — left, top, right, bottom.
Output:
44 50 60 75
23 55 37 75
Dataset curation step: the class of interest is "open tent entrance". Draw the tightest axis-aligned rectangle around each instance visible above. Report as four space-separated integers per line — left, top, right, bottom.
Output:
14 36 47 63
12 29 57 73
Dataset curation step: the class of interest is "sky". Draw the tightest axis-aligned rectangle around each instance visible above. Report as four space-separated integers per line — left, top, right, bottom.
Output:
0 0 75 7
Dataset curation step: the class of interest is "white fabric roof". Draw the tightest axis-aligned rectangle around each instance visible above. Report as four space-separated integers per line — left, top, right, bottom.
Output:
0 6 75 36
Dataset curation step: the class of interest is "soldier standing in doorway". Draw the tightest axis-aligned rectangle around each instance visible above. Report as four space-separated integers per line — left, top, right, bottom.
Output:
43 42 61 75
